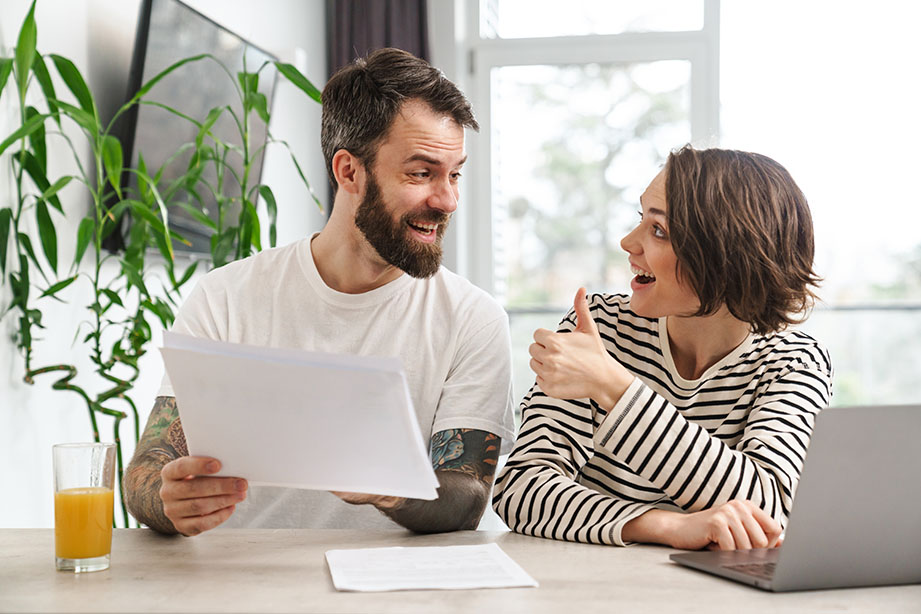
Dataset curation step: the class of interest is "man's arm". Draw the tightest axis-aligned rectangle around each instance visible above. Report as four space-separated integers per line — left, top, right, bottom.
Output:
337 428 501 533
123 396 187 534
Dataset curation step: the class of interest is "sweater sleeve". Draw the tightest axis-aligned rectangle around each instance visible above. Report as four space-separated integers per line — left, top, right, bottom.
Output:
594 360 832 526
493 383 658 546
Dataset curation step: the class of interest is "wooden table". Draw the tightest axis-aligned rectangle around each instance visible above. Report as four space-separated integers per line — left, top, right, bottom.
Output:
1 529 918 613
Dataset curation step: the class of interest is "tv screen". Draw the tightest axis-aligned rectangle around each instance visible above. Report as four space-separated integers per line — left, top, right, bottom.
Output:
112 0 278 255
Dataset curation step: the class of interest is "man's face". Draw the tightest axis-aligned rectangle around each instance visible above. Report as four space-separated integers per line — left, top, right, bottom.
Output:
354 100 466 279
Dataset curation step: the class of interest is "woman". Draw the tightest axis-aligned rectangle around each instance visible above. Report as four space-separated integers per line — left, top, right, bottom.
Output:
493 146 832 550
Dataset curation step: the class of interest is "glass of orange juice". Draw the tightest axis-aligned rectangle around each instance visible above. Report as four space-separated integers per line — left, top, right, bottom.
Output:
52 443 116 572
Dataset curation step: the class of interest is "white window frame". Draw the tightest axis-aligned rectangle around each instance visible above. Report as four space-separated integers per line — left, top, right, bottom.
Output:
430 0 721 297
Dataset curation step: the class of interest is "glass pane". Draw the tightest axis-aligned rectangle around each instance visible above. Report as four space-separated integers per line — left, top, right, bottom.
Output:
491 61 691 309
481 0 704 39
721 0 921 304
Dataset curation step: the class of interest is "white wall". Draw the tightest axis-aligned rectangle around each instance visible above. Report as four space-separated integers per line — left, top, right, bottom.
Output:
0 0 327 528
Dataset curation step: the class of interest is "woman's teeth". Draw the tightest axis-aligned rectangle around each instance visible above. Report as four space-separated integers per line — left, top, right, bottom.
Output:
631 265 655 280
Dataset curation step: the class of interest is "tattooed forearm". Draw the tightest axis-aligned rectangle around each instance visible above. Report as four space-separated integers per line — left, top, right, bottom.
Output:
123 396 188 534
380 429 501 533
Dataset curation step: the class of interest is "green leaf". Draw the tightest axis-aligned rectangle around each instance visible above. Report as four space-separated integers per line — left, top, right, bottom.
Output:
196 106 224 149
14 1 37 103
15 149 63 214
129 54 208 105
177 201 217 231
237 71 258 97
49 54 96 119
274 62 321 103
258 185 278 247
246 92 269 124
101 288 123 308
40 175 73 203
244 199 261 252
211 228 235 268
17 232 40 270
0 208 12 275
177 260 199 288
74 216 94 267
0 58 13 104
102 134 123 199
0 111 47 158
51 99 96 134
39 275 77 298
120 260 149 297
35 200 57 273
30 54 60 128
25 106 46 170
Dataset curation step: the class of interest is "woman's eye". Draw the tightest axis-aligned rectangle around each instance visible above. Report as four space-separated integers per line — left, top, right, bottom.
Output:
653 225 667 239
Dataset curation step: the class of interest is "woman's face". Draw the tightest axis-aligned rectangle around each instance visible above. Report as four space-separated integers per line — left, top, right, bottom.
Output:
619 169 701 318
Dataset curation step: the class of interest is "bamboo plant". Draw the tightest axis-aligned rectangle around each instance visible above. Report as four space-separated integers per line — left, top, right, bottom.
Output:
0 1 322 526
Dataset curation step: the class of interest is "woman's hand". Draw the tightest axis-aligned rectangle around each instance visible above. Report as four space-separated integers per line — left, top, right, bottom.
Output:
625 500 783 550
529 287 634 409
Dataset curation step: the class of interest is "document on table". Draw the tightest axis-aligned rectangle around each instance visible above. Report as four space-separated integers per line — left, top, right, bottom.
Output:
159 331 439 500
325 544 539 591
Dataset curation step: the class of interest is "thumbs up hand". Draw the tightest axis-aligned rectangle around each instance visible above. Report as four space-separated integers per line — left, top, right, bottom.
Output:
529 288 634 410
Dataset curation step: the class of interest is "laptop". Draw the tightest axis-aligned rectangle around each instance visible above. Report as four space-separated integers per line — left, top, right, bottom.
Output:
670 404 921 592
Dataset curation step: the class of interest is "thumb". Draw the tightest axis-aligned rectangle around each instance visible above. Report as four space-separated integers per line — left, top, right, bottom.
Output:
573 287 599 335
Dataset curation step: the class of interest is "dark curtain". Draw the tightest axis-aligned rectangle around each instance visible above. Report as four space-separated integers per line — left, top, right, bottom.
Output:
327 0 430 75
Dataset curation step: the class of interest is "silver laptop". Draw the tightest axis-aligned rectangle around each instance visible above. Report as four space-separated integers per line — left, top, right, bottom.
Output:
670 404 921 592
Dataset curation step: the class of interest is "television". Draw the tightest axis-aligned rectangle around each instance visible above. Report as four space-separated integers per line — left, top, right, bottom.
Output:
107 0 278 254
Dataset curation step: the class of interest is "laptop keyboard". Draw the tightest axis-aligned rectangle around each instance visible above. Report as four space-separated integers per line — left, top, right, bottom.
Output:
723 562 776 580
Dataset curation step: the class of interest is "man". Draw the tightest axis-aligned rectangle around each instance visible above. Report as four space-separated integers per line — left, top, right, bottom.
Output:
123 48 515 536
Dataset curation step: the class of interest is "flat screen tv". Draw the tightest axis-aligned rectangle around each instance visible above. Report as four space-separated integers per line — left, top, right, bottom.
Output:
107 0 278 254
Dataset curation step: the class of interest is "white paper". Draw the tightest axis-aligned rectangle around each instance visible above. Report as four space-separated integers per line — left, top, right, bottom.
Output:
160 331 439 500
325 543 539 591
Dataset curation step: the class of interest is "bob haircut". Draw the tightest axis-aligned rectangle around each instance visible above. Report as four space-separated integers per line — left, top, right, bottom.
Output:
664 145 820 335
320 48 478 191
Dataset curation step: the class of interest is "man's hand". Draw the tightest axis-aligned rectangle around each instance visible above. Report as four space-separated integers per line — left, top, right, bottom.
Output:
625 500 783 550
159 456 248 536
529 287 634 409
332 491 404 511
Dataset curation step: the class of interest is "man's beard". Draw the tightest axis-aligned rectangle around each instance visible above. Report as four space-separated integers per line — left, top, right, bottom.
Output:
354 172 449 279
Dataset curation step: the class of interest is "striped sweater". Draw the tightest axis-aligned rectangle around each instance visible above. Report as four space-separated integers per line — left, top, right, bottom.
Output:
493 293 833 546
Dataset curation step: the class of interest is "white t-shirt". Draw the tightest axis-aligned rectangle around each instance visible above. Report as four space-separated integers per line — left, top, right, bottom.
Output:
158 236 515 528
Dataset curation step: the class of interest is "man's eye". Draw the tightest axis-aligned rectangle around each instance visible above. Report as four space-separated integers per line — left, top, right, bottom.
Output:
450 172 462 181
410 171 429 178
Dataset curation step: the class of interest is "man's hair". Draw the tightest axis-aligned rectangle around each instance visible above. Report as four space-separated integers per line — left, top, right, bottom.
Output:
320 48 478 189
664 145 821 334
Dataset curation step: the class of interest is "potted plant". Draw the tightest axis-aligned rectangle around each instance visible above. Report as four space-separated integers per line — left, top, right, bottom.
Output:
0 0 322 526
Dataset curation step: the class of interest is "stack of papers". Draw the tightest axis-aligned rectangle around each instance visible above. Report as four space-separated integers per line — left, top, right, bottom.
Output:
160 332 439 499
325 544 539 591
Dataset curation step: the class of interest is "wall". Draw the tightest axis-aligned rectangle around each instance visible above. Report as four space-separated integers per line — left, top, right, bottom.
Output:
0 0 328 527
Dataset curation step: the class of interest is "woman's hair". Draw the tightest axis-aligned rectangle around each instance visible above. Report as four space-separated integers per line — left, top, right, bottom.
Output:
664 145 821 334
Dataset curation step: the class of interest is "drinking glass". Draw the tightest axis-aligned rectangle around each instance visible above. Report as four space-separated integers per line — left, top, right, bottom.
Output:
52 443 116 572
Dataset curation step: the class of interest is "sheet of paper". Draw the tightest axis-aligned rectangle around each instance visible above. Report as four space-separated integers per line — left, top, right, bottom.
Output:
160 331 439 500
325 543 539 591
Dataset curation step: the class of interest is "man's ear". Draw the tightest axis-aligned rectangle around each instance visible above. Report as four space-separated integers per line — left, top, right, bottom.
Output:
332 149 364 195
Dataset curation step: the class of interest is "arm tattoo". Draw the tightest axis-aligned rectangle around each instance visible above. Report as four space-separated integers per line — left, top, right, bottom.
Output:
381 429 501 533
123 396 188 534
430 429 500 487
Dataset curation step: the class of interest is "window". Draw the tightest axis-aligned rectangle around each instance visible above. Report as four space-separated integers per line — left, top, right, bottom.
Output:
461 0 718 401
456 0 919 407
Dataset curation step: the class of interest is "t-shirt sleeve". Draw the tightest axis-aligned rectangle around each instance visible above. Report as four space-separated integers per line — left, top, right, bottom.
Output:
156 278 226 397
429 310 516 454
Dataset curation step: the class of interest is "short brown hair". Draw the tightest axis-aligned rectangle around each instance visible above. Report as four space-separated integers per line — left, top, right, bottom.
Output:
664 145 820 334
320 48 478 189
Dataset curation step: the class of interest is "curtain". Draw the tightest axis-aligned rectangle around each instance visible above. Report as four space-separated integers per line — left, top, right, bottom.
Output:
327 0 430 75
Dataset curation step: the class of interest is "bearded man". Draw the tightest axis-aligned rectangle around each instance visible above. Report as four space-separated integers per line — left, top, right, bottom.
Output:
123 49 514 536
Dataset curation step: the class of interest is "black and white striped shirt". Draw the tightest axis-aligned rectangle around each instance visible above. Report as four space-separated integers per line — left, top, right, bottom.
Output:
493 293 833 546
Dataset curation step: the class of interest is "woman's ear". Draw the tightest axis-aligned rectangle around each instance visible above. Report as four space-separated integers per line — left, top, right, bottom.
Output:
332 149 364 195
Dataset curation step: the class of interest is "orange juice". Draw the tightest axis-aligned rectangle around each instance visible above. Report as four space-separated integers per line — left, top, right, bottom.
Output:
54 487 113 559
